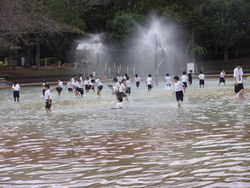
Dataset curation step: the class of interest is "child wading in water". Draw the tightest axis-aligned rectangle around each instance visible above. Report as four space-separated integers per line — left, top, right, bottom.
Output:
181 71 188 93
117 79 129 102
164 73 172 87
51 78 63 96
172 76 184 107
111 97 123 109
12 81 20 102
146 74 153 91
44 84 52 114
198 71 205 88
188 70 193 85
134 74 141 89
218 69 226 85
90 77 106 97
236 89 245 99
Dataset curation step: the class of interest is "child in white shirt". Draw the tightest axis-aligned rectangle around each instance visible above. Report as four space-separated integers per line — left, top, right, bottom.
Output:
125 76 131 95
172 76 184 107
117 79 129 102
44 84 52 114
198 71 205 88
134 74 141 89
181 71 188 93
12 81 20 102
51 78 63 96
218 70 226 85
146 74 153 91
111 97 123 109
90 77 106 97
66 79 73 92
165 73 172 87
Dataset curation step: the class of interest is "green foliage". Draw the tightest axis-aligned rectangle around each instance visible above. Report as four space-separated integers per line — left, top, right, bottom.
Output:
203 0 248 48
106 12 142 46
47 0 87 30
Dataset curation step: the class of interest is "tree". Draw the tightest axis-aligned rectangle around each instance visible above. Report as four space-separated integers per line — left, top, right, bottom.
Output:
203 0 248 61
106 12 142 48
0 0 82 67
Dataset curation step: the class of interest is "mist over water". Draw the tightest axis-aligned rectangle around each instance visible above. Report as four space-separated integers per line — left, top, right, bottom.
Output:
132 16 186 77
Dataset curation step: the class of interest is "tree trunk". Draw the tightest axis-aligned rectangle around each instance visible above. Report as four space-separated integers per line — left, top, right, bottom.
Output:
36 35 40 70
54 50 62 64
223 46 228 61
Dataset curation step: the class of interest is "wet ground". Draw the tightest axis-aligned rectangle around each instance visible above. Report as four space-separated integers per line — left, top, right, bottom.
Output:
1 78 250 187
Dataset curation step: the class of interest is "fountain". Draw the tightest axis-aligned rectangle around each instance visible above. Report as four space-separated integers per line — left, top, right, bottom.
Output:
132 16 186 84
76 33 109 76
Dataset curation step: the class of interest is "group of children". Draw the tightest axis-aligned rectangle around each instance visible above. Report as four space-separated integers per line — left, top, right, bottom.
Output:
11 67 245 112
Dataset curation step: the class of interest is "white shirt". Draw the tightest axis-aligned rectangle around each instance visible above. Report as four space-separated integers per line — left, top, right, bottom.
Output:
234 67 243 84
114 82 120 92
116 102 123 109
198 74 205 80
146 77 153 85
78 82 84 89
220 72 225 77
45 89 51 100
84 80 89 85
79 77 83 82
95 79 103 87
71 80 79 87
119 83 126 92
12 84 20 91
126 80 131 87
181 75 188 82
67 82 73 89
134 77 141 82
58 81 63 88
174 81 183 91
117 76 123 82
165 76 172 84
89 78 94 85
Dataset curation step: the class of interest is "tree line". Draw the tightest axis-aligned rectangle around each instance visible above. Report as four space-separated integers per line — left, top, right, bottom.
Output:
1 0 250 67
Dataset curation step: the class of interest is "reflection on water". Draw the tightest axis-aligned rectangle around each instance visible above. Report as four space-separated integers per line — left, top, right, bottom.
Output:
1 78 250 187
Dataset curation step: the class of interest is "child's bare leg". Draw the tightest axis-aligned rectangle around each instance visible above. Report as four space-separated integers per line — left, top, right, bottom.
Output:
126 96 129 102
97 89 101 97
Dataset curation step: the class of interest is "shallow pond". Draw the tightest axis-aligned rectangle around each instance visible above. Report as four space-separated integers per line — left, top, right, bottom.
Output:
1 78 250 187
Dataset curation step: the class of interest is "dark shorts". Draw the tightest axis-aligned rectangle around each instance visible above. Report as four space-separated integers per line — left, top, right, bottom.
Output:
85 85 89 90
13 91 19 98
42 89 46 96
78 88 84 95
45 99 52 109
175 91 184 101
182 82 187 87
199 80 205 85
235 83 244 93
117 92 127 98
68 88 73 92
89 85 95 90
148 85 152 89
166 84 171 87
219 77 225 83
98 85 103 91
188 77 192 84
56 87 62 93
136 82 140 87
125 87 131 94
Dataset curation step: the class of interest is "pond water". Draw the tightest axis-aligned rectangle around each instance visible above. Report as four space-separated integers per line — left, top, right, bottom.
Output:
1 78 250 187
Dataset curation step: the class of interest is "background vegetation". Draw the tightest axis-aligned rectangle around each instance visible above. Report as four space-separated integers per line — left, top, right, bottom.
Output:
1 0 250 70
